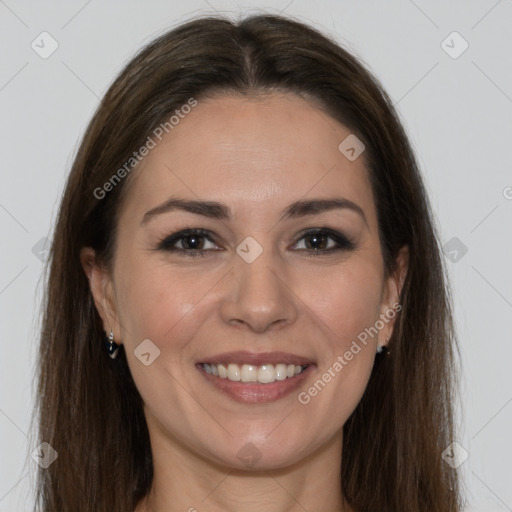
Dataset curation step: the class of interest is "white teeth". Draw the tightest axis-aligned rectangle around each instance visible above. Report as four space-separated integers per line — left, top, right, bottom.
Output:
227 363 241 381
275 364 287 381
241 364 258 382
217 364 228 378
202 362 308 383
257 365 275 384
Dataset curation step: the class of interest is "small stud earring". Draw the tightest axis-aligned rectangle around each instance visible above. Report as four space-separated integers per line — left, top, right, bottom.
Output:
377 334 391 355
103 329 120 359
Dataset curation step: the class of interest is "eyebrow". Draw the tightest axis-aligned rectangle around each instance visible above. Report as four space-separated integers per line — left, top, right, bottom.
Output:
140 197 368 228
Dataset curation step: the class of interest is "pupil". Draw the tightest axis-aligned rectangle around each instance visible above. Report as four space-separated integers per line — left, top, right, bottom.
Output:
308 234 326 250
184 235 202 249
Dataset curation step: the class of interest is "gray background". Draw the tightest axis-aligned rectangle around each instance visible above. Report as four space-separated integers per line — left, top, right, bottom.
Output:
1 0 511 510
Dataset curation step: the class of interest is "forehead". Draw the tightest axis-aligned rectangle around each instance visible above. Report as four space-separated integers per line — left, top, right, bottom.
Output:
119 92 376 224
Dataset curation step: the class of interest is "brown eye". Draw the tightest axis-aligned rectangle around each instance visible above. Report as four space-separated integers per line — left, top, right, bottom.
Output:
304 232 329 250
180 234 206 250
157 229 220 256
292 228 355 253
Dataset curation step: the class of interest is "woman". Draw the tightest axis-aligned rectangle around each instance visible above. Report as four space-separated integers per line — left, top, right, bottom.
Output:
35 13 463 511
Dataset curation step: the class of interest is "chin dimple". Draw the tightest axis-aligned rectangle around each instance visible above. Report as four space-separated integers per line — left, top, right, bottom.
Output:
201 363 307 383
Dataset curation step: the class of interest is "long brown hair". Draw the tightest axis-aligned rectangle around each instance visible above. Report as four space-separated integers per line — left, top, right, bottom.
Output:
35 13 463 511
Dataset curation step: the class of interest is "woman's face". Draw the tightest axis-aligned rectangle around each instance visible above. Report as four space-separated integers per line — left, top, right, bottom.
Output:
83 92 406 470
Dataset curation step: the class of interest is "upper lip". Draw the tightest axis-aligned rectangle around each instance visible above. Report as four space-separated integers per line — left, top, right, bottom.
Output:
198 351 315 367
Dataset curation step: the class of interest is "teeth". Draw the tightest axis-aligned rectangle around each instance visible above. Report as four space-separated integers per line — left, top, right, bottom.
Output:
202 363 308 383
258 365 274 384
218 364 228 378
227 363 241 381
275 364 287 380
241 364 258 382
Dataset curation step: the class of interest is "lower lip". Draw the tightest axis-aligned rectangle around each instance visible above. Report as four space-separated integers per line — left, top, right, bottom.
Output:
197 364 315 403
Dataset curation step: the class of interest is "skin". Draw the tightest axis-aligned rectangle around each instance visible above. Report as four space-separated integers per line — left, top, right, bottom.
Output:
81 92 408 512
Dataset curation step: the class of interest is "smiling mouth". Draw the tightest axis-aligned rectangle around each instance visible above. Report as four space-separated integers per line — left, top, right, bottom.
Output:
198 362 309 384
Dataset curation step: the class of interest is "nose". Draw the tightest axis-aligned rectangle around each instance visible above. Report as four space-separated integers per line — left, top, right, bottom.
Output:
219 247 299 334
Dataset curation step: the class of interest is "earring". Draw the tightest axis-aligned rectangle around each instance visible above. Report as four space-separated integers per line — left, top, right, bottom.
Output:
377 335 391 356
103 329 120 359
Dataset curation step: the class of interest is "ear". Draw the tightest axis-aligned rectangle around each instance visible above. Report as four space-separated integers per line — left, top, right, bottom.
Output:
80 247 122 345
378 245 409 347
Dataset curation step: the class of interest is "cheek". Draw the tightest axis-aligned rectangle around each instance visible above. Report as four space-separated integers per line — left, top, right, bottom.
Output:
296 261 383 345
113 255 206 352
113 257 217 415
291 262 383 420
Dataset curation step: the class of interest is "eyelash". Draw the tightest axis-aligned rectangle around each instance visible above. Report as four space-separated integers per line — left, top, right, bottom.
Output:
156 227 356 258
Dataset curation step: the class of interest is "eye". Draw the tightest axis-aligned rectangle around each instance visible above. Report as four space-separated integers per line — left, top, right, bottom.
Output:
291 228 355 254
157 229 220 257
157 227 355 258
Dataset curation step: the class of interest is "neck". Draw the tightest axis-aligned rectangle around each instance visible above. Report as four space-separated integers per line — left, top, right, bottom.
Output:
135 428 354 512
